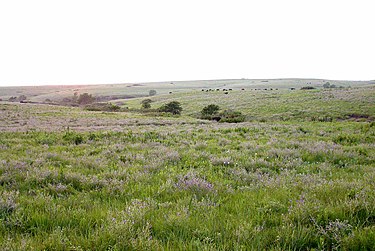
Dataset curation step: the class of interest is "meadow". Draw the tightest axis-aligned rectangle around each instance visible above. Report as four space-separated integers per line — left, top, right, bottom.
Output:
0 80 374 250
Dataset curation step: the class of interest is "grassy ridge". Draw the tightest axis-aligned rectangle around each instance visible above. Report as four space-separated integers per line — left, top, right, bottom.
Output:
125 86 375 122
0 84 374 250
1 78 373 102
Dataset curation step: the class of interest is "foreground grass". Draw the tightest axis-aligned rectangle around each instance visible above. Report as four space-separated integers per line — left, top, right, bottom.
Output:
1 121 374 250
0 85 374 250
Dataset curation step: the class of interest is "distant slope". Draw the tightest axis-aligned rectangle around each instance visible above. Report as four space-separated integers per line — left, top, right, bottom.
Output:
0 78 372 102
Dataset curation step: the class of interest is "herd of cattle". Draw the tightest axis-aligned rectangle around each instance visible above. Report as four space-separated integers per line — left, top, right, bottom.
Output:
200 87 283 94
166 87 295 95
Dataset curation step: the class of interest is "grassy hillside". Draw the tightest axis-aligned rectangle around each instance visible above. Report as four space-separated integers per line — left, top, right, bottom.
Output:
124 86 375 122
0 81 374 250
1 78 373 102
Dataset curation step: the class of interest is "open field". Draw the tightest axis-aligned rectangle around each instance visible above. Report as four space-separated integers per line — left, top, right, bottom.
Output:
0 80 374 250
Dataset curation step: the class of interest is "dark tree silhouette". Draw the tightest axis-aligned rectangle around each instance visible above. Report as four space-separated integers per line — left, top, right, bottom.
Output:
149 90 157 96
141 99 152 109
201 104 220 116
77 93 95 105
159 101 182 115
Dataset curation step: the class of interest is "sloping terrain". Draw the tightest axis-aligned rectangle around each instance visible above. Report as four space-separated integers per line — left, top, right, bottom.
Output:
0 81 374 250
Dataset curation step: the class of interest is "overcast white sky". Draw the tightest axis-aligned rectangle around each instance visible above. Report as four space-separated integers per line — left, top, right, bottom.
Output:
0 0 374 86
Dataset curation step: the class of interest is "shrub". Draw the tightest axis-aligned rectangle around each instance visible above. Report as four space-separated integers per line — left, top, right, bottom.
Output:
141 99 152 109
18 95 27 102
201 104 220 116
149 90 157 96
218 109 245 123
158 101 183 115
84 103 120 112
323 82 337 88
77 93 96 105
300 86 316 90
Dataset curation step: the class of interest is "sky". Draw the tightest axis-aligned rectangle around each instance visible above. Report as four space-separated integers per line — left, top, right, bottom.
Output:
0 0 374 86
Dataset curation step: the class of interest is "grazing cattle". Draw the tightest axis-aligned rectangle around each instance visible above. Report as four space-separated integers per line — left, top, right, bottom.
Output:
224 92 229 94
202 89 205 91
241 88 245 90
228 89 232 91
169 91 173 94
290 88 295 90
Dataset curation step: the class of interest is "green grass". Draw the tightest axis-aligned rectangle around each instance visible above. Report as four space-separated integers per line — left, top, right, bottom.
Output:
126 86 375 122
0 82 374 250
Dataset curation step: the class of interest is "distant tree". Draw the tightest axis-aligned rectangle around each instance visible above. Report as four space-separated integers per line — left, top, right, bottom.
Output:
141 99 152 109
77 93 95 105
159 101 182 115
323 82 336 89
149 90 157 96
8 96 17 102
201 104 220 116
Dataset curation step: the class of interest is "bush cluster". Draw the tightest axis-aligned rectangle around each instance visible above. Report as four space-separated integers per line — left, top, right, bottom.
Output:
158 101 183 115
141 99 152 109
200 104 245 123
84 103 120 112
323 82 336 88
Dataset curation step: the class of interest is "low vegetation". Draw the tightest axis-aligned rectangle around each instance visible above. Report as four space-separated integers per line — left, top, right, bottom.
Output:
141 99 152 109
149 90 157 96
158 101 183 115
84 102 121 112
0 82 374 250
301 86 316 90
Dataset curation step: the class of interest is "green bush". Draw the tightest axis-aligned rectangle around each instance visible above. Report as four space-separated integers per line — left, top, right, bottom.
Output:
218 109 245 123
62 131 84 145
84 103 120 112
201 104 220 117
158 101 183 115
149 90 157 96
141 99 152 109
77 93 96 105
323 82 337 88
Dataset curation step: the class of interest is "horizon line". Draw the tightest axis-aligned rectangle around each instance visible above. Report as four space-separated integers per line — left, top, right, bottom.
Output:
0 77 374 88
